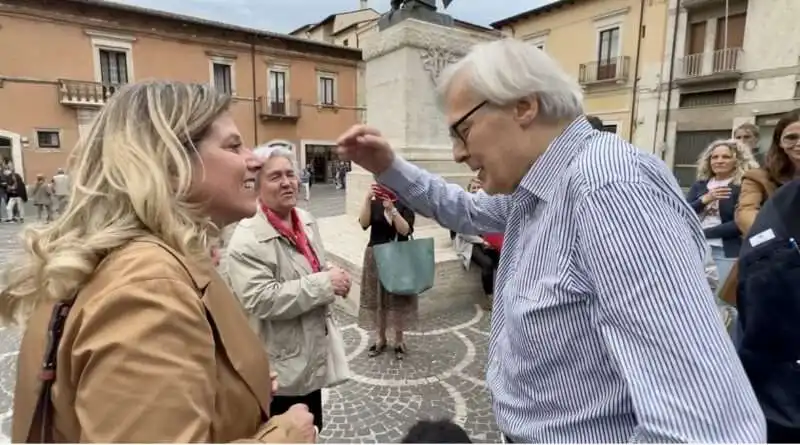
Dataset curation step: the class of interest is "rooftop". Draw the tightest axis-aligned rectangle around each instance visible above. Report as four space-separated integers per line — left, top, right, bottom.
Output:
25 0 364 60
490 0 578 29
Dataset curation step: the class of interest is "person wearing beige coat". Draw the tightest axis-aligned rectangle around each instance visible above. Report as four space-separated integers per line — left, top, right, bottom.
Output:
3 81 316 443
224 145 351 432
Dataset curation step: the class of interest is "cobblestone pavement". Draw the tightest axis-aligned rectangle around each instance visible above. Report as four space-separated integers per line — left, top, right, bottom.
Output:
297 183 347 218
0 184 500 443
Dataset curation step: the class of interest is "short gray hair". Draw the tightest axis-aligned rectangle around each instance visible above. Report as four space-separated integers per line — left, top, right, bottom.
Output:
253 143 297 169
253 143 298 187
437 39 584 121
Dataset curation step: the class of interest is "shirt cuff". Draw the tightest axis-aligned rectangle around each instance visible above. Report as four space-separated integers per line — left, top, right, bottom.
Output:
376 156 424 193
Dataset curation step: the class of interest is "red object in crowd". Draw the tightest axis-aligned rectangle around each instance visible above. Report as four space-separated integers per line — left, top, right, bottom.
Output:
371 184 398 202
482 233 504 251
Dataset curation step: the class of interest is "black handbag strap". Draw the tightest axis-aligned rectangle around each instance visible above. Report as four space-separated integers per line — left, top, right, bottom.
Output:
29 297 75 443
26 239 204 443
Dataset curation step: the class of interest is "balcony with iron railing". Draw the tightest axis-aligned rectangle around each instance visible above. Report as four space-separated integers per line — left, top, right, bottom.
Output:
578 56 630 86
259 97 301 122
58 79 122 108
676 47 743 86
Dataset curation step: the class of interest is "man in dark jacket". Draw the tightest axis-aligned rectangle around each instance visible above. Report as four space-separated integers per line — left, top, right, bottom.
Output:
736 179 800 442
3 167 27 222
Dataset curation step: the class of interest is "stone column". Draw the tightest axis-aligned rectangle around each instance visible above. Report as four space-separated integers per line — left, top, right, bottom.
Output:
344 19 498 219
76 109 100 140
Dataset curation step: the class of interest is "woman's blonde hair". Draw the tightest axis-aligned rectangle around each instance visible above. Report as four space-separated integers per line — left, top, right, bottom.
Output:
695 139 759 184
0 80 231 324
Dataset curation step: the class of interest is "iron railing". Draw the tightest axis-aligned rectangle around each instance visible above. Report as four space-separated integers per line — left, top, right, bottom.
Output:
259 97 301 120
578 56 630 84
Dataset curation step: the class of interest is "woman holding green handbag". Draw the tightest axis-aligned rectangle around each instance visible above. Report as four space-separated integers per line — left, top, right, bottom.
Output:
358 184 418 360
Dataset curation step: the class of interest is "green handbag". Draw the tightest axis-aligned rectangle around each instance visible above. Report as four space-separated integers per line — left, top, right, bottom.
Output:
372 237 435 295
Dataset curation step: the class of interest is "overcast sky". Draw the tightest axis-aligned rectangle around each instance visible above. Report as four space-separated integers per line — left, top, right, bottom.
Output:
108 0 552 33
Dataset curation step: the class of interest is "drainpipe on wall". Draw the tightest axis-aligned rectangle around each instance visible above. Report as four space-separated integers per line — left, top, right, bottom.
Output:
628 0 646 143
661 0 682 160
250 37 259 145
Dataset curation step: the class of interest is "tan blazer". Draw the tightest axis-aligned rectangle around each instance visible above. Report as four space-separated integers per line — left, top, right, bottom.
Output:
720 169 782 306
735 168 781 236
11 236 308 443
224 208 334 397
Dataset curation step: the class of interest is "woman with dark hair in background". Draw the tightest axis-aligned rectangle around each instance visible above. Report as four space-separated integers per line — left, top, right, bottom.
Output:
736 109 800 234
358 184 417 360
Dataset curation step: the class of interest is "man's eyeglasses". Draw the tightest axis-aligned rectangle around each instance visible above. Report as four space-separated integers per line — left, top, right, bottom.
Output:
449 100 488 145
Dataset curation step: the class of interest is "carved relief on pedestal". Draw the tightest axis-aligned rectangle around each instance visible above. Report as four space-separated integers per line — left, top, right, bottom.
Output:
419 40 463 84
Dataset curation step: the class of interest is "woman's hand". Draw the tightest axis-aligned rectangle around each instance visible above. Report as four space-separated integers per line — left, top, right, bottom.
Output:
270 371 278 394
701 186 731 204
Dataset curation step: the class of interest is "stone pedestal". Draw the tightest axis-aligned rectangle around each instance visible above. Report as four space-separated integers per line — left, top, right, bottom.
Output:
345 18 498 222
321 19 498 317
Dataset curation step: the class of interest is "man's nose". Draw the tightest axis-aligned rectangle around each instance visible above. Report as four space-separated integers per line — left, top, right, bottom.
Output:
452 142 468 163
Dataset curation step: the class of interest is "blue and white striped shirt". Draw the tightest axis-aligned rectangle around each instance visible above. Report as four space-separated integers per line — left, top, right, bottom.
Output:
378 117 766 442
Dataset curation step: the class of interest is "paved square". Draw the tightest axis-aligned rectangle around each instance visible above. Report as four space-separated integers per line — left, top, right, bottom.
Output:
0 185 500 443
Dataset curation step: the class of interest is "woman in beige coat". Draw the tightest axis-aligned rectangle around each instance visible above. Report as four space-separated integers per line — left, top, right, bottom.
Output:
224 144 351 432
2 81 316 443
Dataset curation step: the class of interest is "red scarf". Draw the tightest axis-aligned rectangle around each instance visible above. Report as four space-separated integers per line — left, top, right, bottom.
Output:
260 202 321 273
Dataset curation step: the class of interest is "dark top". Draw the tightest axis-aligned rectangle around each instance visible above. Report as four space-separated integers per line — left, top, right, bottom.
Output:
736 179 800 429
365 199 415 247
5 173 27 201
753 150 765 167
686 179 742 258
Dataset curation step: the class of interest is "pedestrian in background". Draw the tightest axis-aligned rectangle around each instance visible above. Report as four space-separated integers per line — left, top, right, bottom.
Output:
300 166 311 201
358 184 416 360
31 173 53 223
51 167 69 215
3 167 26 223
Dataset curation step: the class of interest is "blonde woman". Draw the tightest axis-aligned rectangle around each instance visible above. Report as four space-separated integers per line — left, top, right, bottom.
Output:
686 139 757 265
1 81 316 443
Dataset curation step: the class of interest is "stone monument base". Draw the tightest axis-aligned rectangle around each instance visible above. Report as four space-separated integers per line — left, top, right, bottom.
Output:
318 214 486 317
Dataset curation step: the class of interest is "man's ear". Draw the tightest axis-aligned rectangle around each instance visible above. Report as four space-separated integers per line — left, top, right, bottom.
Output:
514 95 539 128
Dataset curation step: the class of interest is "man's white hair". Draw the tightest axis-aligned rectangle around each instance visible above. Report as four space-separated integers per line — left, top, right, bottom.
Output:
437 39 584 121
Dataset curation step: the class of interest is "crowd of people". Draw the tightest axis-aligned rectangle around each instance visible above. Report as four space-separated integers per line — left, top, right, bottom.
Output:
0 37 797 444
0 166 70 223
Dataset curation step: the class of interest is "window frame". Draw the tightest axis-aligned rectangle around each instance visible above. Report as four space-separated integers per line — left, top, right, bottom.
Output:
209 58 236 95
601 122 620 134
596 25 622 65
90 33 135 85
35 129 62 149
316 72 337 106
267 65 290 105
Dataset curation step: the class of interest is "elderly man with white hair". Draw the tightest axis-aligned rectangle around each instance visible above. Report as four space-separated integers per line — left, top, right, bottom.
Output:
337 39 765 442
223 143 351 434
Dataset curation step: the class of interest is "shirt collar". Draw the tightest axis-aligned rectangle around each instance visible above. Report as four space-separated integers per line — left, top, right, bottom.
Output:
515 116 594 202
